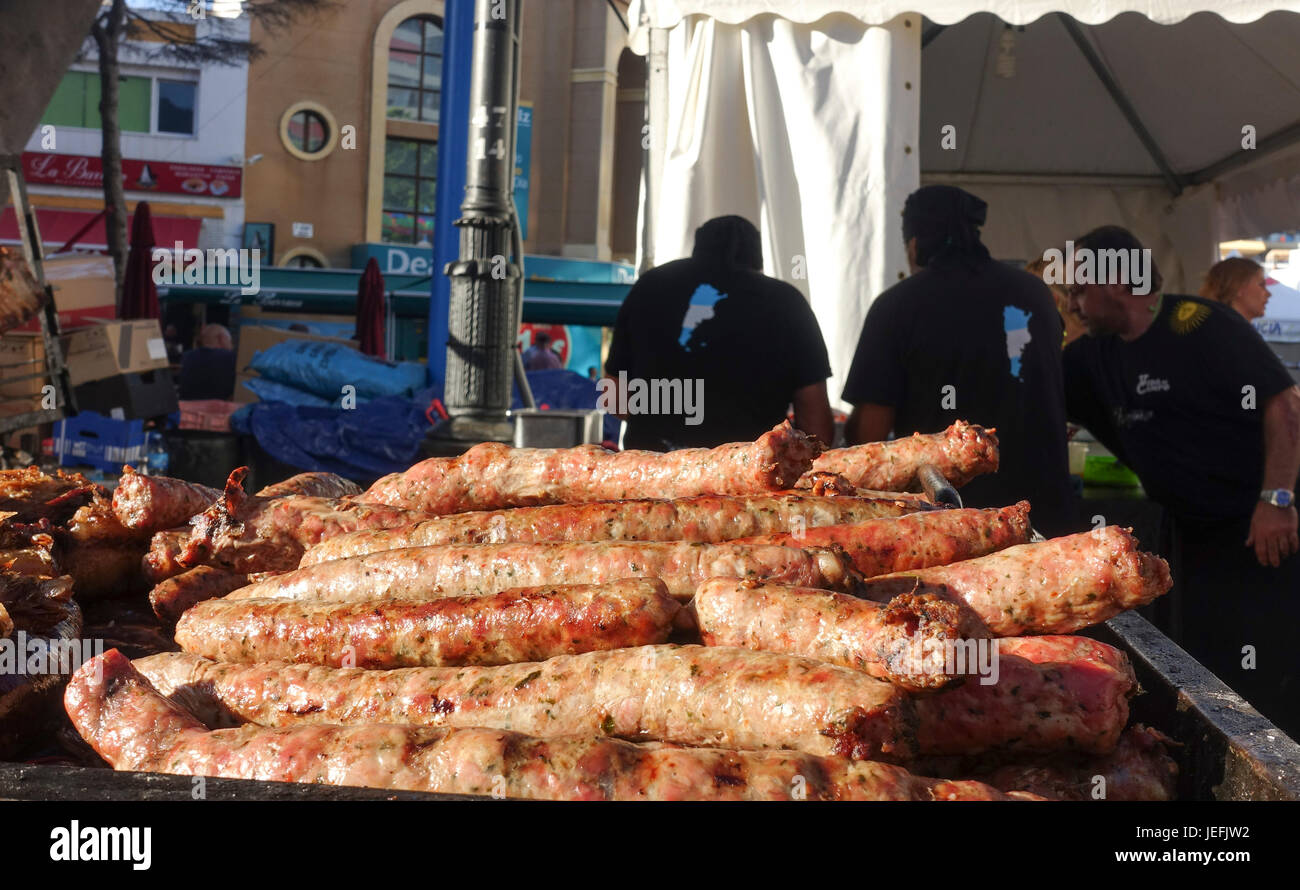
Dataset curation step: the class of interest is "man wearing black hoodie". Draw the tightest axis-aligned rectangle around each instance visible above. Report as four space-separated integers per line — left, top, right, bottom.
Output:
606 215 833 450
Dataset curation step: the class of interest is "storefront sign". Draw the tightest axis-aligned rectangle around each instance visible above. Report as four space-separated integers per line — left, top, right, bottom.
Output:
356 243 436 277
515 103 532 240
22 152 242 198
1255 318 1300 343
351 243 635 285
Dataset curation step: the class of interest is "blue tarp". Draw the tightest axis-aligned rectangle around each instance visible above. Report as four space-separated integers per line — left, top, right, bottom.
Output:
231 369 617 479
250 341 427 401
231 390 434 479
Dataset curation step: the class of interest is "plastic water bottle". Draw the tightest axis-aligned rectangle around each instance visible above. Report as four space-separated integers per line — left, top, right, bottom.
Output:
146 432 169 476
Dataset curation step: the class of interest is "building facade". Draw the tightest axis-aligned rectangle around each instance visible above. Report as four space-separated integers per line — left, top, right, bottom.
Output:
7 12 249 254
241 0 645 271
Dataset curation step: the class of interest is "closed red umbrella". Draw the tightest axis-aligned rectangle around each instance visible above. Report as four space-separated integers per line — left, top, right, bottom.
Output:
120 202 159 319
356 256 386 358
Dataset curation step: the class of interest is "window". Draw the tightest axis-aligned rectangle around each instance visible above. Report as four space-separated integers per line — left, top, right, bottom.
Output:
40 70 195 135
157 80 196 134
278 102 339 161
382 137 437 244
287 109 328 154
387 16 442 123
279 247 328 268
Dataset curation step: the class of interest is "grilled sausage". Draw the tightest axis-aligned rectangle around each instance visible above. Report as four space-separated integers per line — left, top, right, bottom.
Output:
149 566 249 625
912 635 1137 758
731 502 1031 577
945 725 1179 801
114 468 364 537
807 421 999 491
142 529 189 585
859 527 1172 636
255 472 362 499
301 494 932 566
70 650 1033 800
693 580 991 690
181 471 425 574
112 467 222 533
357 420 819 514
228 540 861 603
133 645 914 761
174 580 680 667
138 472 375 585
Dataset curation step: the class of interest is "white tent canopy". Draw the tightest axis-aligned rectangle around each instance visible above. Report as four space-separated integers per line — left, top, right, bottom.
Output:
629 0 1300 405
920 10 1300 294
630 1 1290 37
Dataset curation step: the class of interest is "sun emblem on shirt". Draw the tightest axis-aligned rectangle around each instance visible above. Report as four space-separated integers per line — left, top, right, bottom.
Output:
1169 299 1210 335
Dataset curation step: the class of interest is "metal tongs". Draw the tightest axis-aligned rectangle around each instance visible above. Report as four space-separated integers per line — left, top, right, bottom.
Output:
917 463 1046 542
917 463 962 509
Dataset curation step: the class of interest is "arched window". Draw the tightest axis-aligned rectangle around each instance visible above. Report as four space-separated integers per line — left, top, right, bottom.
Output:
388 16 443 123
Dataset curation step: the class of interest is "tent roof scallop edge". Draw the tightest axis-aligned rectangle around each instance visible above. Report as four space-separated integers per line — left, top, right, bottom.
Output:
630 0 1300 51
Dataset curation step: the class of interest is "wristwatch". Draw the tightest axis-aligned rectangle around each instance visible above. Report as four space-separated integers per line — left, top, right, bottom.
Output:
1260 489 1295 508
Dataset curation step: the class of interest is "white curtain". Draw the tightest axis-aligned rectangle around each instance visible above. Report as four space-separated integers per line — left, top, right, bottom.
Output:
642 14 919 407
1216 142 1300 248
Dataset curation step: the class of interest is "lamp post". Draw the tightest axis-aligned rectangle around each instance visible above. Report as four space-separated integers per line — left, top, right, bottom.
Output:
425 0 524 451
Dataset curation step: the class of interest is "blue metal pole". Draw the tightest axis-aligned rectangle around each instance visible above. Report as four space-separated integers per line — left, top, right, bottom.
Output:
428 0 474 392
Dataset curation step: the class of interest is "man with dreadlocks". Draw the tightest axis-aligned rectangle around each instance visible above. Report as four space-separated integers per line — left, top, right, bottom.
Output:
841 185 1074 535
606 215 833 450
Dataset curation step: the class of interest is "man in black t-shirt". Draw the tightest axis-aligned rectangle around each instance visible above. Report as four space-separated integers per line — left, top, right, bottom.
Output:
1063 225 1300 737
841 186 1074 536
605 216 833 450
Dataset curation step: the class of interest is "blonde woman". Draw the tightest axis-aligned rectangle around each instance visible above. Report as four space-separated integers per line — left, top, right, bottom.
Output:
1025 254 1088 346
1201 257 1270 321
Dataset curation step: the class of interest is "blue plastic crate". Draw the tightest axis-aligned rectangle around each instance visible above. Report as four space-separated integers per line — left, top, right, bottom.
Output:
54 411 148 474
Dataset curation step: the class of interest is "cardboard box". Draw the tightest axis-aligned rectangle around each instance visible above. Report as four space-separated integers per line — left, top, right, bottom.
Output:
73 368 178 420
0 331 47 399
13 254 116 333
232 324 355 405
54 410 147 473
233 371 259 405
62 319 170 386
1 333 56 450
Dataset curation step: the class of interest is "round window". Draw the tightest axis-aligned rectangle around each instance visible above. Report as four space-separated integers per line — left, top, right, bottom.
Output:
279 102 340 161
288 110 328 154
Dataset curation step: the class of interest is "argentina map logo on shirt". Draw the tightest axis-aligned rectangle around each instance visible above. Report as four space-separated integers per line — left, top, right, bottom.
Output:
1003 306 1032 378
679 283 725 349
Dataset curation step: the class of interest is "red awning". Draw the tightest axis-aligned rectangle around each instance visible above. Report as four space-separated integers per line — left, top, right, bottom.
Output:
0 207 203 252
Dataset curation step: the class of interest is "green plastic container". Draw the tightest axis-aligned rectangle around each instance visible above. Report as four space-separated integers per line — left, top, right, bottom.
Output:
1083 454 1142 488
